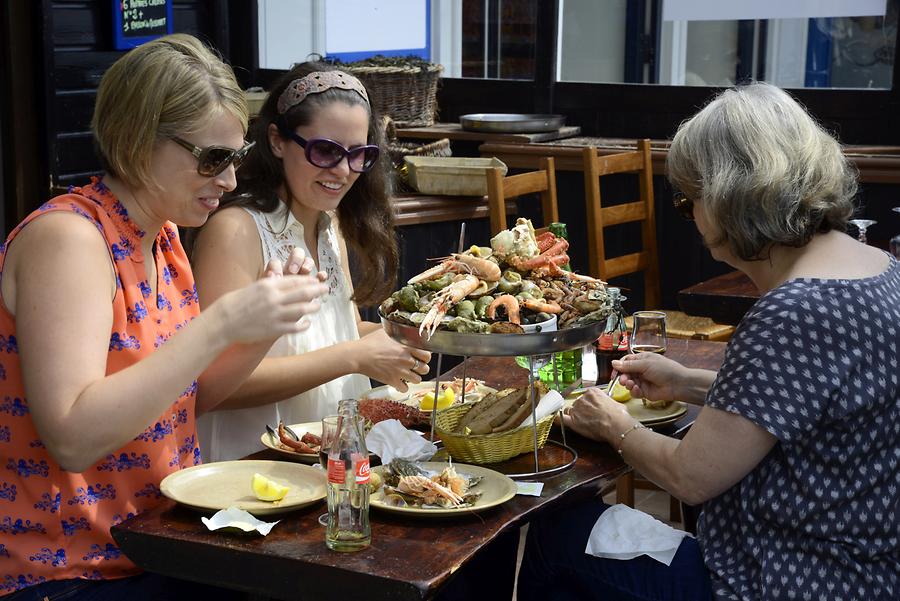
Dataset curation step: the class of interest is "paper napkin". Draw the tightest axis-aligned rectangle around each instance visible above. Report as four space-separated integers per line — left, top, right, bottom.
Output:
365 419 438 464
201 506 280 536
516 390 565 429
584 504 690 566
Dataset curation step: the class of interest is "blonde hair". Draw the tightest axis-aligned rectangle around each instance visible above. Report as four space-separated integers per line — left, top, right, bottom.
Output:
92 34 248 190
667 82 856 260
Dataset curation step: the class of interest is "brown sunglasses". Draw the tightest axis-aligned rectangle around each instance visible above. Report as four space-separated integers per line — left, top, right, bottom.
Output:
672 192 695 220
171 137 256 177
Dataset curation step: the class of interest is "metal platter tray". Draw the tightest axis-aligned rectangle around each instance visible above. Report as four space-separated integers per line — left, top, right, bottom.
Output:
380 313 603 357
460 113 566 134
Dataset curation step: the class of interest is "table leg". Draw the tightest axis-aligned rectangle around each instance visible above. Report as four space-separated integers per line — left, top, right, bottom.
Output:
616 472 635 507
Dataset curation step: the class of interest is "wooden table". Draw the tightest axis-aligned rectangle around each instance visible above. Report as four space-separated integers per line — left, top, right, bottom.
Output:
111 340 726 601
677 271 760 326
479 138 900 184
395 122 582 144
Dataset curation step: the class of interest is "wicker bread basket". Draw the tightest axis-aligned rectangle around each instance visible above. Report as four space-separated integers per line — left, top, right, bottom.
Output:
348 63 443 127
435 403 555 465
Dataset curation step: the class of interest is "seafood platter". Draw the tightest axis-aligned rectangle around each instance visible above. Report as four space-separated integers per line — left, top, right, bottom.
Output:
369 459 516 516
380 218 612 356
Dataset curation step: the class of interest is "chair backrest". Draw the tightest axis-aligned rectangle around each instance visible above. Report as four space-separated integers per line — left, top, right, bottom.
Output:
581 139 661 309
485 156 559 235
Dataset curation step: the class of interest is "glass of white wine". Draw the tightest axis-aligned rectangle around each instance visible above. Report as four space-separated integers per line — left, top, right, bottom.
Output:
630 311 667 355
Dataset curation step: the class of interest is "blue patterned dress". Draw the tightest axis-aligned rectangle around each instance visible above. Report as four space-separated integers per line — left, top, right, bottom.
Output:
699 257 899 600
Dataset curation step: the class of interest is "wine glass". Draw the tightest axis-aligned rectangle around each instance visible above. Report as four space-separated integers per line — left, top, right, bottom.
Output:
630 311 668 355
849 219 877 245
317 415 340 526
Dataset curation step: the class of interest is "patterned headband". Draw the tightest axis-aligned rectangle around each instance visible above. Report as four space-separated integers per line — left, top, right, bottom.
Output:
276 71 370 114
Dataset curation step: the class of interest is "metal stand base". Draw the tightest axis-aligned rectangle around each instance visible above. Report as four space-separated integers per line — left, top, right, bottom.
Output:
504 440 578 479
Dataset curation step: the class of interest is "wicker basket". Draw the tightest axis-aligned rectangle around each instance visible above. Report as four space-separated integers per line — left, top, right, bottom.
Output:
435 403 555 465
348 63 443 127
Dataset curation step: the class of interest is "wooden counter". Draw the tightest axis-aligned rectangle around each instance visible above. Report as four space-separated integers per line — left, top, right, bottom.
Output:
677 270 760 326
392 193 515 226
480 138 900 184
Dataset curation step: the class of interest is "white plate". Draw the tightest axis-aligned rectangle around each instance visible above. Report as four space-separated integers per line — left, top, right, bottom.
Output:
565 386 688 425
370 462 516 516
260 422 321 464
360 381 497 412
160 460 326 516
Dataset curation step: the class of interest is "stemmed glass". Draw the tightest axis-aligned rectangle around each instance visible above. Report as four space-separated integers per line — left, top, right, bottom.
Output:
849 219 877 245
317 415 340 526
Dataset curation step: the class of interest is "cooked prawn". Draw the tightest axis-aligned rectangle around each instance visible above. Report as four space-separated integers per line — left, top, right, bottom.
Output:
486 294 521 324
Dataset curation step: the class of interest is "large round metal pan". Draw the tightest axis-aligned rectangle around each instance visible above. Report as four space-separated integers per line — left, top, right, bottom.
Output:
380 313 603 357
459 113 566 134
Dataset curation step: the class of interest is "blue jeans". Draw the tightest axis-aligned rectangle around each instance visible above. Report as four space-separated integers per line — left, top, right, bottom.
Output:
518 500 713 601
3 572 247 600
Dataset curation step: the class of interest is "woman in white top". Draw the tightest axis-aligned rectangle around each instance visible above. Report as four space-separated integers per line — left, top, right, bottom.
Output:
192 64 431 462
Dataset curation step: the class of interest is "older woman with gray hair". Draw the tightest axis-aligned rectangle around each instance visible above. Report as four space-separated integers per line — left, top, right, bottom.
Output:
518 83 898 600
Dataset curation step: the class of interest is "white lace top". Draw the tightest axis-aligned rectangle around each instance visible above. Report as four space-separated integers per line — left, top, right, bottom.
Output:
198 202 371 462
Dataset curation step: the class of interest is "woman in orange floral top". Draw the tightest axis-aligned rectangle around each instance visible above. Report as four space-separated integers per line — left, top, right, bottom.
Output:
0 35 327 600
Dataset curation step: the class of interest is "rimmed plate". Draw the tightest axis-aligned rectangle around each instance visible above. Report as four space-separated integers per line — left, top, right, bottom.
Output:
260 422 321 464
160 460 326 516
360 381 497 412
565 387 687 425
370 461 516 517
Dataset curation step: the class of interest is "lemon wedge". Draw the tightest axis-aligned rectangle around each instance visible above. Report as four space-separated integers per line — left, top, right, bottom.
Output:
251 473 289 502
609 380 632 403
419 387 455 411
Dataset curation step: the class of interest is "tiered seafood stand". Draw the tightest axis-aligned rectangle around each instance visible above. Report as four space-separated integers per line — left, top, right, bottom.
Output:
381 314 605 478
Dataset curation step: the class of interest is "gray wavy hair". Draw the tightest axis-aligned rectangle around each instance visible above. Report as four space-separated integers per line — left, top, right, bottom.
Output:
667 82 856 261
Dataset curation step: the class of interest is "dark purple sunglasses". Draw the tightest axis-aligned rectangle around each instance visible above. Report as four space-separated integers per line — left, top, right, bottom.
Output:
278 127 379 173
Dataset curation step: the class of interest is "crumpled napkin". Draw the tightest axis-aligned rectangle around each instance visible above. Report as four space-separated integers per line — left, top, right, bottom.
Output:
201 506 280 535
517 390 565 429
584 504 690 566
365 419 437 464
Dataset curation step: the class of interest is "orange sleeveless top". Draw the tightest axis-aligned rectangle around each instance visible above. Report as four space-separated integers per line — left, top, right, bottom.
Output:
0 179 201 595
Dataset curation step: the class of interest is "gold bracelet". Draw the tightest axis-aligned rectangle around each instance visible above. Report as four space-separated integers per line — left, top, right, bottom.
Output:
616 422 646 456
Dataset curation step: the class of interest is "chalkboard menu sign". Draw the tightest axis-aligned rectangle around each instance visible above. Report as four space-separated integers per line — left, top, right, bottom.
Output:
112 0 173 50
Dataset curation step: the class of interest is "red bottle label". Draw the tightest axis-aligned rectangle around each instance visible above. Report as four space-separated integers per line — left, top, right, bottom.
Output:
327 457 346 484
354 455 370 484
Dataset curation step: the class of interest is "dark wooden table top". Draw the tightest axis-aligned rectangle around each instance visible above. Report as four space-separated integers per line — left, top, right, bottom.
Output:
676 270 761 326
111 340 726 601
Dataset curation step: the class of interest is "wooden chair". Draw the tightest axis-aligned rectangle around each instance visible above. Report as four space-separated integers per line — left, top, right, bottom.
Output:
582 139 661 306
583 140 733 514
486 156 559 236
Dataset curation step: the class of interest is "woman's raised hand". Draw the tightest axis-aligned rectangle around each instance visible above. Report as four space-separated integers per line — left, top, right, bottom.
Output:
208 246 328 344
611 352 687 402
353 328 431 392
264 247 327 281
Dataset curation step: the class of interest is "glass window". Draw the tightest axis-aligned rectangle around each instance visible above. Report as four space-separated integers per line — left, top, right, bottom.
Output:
558 0 898 89
454 0 537 80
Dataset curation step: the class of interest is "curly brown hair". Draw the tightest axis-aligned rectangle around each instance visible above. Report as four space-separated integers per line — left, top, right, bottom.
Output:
222 62 398 306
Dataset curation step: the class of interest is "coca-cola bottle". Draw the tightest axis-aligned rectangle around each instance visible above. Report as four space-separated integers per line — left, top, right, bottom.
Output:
594 287 629 383
325 399 371 552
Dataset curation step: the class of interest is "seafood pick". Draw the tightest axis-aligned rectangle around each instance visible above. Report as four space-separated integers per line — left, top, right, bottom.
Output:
380 218 613 338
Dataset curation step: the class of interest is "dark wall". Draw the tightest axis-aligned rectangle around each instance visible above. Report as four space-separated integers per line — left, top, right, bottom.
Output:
0 0 240 232
44 0 232 195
